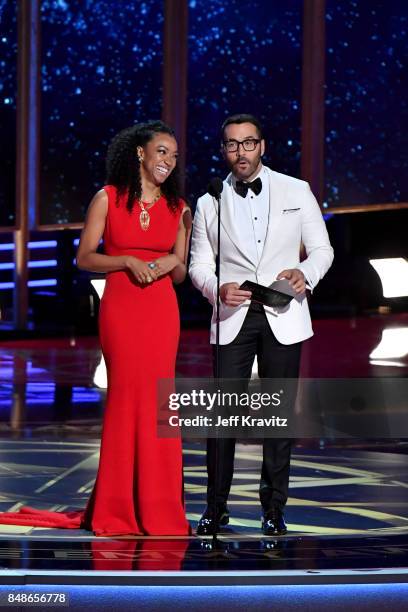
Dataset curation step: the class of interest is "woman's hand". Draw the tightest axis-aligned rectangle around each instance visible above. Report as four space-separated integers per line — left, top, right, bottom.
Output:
125 257 159 284
151 254 179 278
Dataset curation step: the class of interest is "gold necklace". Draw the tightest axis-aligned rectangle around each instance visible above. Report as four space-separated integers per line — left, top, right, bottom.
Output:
139 191 161 231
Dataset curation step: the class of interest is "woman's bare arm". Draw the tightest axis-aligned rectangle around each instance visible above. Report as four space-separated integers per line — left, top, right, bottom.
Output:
76 190 157 284
170 207 192 284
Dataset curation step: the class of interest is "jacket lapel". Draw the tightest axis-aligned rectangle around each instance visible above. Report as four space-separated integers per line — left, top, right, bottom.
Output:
212 174 256 267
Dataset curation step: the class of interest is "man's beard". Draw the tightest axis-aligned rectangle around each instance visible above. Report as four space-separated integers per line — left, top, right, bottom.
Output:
232 156 260 178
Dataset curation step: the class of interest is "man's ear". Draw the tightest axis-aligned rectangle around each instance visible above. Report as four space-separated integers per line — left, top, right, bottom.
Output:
260 139 265 157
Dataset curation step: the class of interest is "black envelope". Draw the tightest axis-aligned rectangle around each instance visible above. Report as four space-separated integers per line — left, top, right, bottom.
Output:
239 279 297 308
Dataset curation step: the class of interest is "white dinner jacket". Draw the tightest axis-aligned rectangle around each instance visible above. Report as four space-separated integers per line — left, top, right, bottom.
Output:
189 167 334 345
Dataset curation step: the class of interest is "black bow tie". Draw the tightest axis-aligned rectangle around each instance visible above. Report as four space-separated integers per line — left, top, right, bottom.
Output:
234 177 262 198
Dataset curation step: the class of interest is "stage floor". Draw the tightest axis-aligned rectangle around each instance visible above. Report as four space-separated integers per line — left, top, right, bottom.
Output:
0 315 407 585
0 439 406 583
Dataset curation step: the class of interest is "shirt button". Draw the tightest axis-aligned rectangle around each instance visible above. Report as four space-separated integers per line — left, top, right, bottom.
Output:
254 217 258 220
257 240 261 243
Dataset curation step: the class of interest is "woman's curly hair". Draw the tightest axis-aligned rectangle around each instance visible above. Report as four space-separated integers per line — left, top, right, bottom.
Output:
105 120 181 214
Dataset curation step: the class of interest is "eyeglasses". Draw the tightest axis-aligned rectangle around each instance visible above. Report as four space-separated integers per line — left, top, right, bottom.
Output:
223 138 261 153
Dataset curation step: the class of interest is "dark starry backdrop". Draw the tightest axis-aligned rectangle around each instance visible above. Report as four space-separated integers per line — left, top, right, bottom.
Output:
0 0 17 227
186 0 302 204
40 0 163 225
1 1 407 226
324 0 407 207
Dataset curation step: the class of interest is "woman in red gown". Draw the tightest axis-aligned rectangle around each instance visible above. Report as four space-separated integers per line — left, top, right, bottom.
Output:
0 121 191 536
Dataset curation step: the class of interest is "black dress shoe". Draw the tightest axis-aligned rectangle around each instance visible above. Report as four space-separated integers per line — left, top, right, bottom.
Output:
196 504 229 536
262 508 287 536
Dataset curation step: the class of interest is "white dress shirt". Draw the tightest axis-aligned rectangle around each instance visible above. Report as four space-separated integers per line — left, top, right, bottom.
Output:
231 165 269 265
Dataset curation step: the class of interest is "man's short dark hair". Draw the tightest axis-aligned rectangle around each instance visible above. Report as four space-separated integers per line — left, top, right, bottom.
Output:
221 114 263 139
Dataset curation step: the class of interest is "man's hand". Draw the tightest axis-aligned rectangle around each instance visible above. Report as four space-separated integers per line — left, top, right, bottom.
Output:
220 282 252 307
276 269 306 294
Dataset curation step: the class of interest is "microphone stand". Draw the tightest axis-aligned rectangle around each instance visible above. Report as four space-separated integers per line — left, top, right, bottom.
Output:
203 177 223 546
212 189 222 546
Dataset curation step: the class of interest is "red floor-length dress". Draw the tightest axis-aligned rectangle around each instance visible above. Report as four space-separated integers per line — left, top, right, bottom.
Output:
0 185 190 536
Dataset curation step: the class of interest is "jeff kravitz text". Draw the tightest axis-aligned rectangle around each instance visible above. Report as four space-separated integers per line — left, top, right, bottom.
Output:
166 389 288 428
168 414 288 427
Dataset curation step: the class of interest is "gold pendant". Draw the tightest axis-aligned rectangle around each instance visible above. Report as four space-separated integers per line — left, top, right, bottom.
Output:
140 209 150 231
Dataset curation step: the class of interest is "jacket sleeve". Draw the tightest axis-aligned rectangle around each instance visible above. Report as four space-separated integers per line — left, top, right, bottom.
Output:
295 183 334 290
188 197 218 306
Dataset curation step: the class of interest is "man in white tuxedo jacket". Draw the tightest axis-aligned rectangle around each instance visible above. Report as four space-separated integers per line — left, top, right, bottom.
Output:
189 114 334 536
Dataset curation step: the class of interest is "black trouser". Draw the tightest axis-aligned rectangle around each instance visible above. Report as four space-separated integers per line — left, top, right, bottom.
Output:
207 303 302 512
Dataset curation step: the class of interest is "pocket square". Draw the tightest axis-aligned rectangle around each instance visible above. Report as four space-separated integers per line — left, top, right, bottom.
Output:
282 208 300 214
